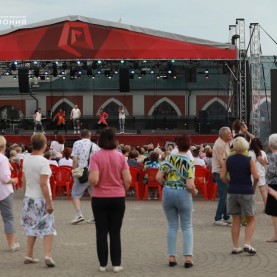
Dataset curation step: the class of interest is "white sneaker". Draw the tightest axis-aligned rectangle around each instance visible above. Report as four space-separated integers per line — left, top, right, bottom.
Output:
71 215 84 224
214 220 228 226
113 266 123 273
24 256 40 264
10 242 20 252
77 131 80 134
43 131 46 135
99 266 107 272
74 131 76 134
87 216 95 224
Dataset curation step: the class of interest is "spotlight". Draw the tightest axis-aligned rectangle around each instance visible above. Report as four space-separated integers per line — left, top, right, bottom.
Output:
62 76 66 80
150 70 154 74
34 69 40 77
104 70 111 77
120 60 124 64
11 62 17 71
205 69 209 74
87 69 92 77
13 75 17 80
205 74 209 80
131 70 135 74
46 76 50 80
70 69 76 80
138 74 141 79
92 74 95 79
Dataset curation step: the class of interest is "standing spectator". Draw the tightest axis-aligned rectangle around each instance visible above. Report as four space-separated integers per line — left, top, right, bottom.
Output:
118 105 125 134
265 134 277 242
212 127 233 226
58 147 73 167
50 135 65 160
33 108 45 134
156 135 197 268
249 137 268 207
220 136 259 255
21 133 56 266
89 127 131 273
53 109 66 133
70 105 81 134
71 129 100 224
0 136 19 252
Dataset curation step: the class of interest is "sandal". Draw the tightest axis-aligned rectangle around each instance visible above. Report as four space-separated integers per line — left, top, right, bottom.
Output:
45 256 56 267
24 256 39 264
231 247 243 254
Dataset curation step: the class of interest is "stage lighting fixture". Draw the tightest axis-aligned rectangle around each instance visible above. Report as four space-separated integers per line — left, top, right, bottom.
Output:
62 62 67 70
34 69 40 77
205 74 209 80
70 69 76 80
13 75 17 80
87 69 92 77
62 76 66 80
53 69 58 77
138 74 141 79
205 69 209 74
104 70 111 77
92 74 95 79
11 62 17 71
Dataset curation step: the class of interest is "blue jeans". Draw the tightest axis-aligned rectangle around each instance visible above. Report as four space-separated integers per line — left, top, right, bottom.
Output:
119 118 125 133
162 187 193 256
213 172 230 221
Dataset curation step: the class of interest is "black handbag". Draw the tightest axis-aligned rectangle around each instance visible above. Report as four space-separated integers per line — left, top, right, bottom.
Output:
78 144 92 183
78 167 89 183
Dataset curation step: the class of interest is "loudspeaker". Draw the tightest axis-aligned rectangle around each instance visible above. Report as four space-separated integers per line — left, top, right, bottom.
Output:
18 68 30 93
199 110 208 124
271 69 277 133
14 129 19 135
119 68 129 92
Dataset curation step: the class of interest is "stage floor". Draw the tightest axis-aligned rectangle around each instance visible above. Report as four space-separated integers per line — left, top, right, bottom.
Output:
3 129 218 147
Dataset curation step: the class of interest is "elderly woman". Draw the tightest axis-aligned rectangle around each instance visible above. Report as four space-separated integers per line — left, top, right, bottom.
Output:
156 135 197 268
0 136 19 252
21 133 56 267
220 136 259 255
265 133 277 242
89 127 131 273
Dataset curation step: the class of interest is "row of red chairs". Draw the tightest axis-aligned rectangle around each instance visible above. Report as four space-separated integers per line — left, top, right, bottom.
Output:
129 166 217 201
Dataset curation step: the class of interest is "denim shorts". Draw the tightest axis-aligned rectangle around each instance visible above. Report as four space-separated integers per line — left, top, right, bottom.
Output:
71 177 92 198
227 194 255 216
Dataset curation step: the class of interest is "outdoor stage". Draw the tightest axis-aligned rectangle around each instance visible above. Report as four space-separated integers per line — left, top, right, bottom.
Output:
3 129 218 147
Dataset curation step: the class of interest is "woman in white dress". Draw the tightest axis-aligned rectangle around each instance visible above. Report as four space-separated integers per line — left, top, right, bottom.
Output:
21 133 56 267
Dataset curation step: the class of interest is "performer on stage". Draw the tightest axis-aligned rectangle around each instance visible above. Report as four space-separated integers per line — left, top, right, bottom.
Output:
118 105 125 134
53 108 67 133
33 108 45 134
70 105 81 134
97 108 108 128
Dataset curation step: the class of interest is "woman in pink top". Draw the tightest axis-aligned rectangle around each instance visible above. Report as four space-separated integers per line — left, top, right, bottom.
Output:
0 136 19 252
89 127 131 273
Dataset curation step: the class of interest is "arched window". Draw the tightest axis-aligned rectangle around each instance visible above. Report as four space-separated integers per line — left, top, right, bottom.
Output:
153 101 178 116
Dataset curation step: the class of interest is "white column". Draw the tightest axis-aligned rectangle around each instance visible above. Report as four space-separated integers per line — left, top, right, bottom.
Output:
132 94 144 115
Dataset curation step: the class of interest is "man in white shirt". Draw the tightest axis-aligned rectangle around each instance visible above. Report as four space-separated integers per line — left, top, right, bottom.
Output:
70 105 81 134
71 129 100 224
33 108 45 134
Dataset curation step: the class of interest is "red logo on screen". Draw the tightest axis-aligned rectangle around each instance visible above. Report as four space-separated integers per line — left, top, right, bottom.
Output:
58 22 93 57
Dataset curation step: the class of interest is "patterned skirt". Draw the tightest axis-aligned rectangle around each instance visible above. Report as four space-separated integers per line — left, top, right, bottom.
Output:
21 197 57 238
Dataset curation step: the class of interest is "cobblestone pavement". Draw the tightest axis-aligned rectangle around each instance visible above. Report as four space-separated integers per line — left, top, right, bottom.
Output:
0 191 276 277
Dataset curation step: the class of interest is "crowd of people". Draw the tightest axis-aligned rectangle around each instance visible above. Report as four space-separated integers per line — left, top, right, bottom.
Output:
1 120 277 273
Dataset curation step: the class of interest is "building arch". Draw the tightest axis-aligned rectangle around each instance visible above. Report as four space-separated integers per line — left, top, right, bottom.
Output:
52 98 75 112
201 97 228 111
96 98 129 116
148 97 181 116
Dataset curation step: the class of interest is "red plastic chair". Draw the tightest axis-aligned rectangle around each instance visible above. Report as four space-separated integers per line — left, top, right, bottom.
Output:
194 165 216 200
52 166 73 200
143 168 162 201
129 167 144 200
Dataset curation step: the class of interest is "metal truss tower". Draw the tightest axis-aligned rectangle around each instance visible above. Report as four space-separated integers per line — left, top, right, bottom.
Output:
249 23 261 138
236 18 248 124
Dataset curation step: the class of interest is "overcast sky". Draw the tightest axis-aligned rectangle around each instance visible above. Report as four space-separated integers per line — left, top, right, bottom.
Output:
1 0 276 55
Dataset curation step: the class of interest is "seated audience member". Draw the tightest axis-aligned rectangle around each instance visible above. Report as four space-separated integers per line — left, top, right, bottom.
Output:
127 149 143 169
192 148 206 168
144 151 160 200
204 146 213 171
50 135 65 160
58 147 73 167
137 147 146 163
44 151 58 167
9 150 18 163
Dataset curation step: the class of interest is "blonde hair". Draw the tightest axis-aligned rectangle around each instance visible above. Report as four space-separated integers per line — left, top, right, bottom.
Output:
232 136 249 152
0 136 6 151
